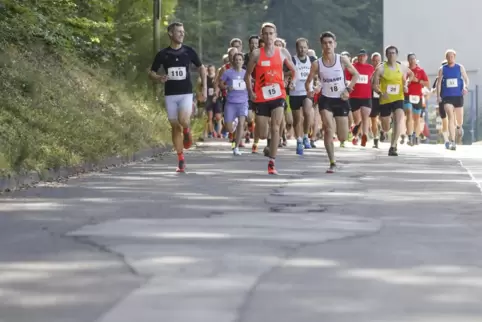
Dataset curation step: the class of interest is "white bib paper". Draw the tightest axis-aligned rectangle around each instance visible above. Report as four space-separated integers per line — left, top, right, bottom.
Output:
232 79 246 90
387 84 400 94
409 95 420 104
328 82 342 93
208 88 214 96
357 74 369 84
262 84 281 99
167 67 186 80
446 78 458 88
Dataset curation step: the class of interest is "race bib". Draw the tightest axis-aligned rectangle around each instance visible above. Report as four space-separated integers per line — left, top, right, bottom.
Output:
232 79 246 90
262 83 281 99
446 78 458 88
357 74 369 84
167 67 186 80
328 83 341 93
409 95 420 104
208 88 214 96
373 91 380 98
387 84 400 94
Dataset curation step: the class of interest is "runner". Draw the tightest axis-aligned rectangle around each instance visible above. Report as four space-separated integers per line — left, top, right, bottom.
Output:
346 49 374 147
406 53 429 145
220 53 249 155
230 38 243 53
372 45 413 156
244 35 259 146
306 31 359 173
433 60 450 148
245 22 296 175
149 22 206 172
436 49 469 150
369 52 382 148
288 37 316 155
203 64 222 138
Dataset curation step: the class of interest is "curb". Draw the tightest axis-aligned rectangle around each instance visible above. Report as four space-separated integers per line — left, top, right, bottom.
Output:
0 145 173 193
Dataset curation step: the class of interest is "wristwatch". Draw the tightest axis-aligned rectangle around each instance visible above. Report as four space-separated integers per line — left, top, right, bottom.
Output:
346 87 353 93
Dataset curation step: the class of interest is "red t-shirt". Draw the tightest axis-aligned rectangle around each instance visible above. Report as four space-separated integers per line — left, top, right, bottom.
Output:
407 66 428 97
346 62 374 99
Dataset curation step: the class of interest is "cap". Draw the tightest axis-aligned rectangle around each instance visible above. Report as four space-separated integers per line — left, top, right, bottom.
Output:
357 49 367 56
341 51 350 57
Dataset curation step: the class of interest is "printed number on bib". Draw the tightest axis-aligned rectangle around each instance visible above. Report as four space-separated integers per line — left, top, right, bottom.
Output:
409 95 420 104
262 84 281 99
387 84 400 94
208 88 214 96
357 74 369 84
329 83 341 93
232 79 246 90
446 78 458 88
300 71 309 80
167 67 186 80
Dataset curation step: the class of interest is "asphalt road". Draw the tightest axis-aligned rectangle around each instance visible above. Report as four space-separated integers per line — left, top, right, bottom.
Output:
1 140 482 322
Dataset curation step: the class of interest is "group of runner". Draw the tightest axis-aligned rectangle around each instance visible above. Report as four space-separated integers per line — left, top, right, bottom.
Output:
149 21 469 174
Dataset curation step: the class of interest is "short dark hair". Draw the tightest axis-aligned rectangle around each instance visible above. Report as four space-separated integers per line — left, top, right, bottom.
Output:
167 22 183 33
385 45 398 56
407 52 416 60
248 35 259 44
207 64 215 69
296 38 309 48
259 38 265 45
320 31 336 42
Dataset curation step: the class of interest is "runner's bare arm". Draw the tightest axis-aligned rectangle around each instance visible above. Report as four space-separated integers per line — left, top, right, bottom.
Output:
245 49 260 97
460 64 470 90
198 65 207 96
281 48 296 81
372 65 384 93
213 66 224 95
305 60 318 94
341 55 359 89
436 67 443 98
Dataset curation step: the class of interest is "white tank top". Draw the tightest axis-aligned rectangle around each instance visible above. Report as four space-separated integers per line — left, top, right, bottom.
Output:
291 56 313 96
318 54 346 98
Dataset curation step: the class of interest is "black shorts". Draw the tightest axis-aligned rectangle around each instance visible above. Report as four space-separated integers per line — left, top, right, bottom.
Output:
403 95 423 110
205 98 222 114
442 96 464 108
439 102 446 119
254 98 286 117
318 96 350 117
289 95 313 110
370 98 380 117
379 100 403 117
349 98 372 112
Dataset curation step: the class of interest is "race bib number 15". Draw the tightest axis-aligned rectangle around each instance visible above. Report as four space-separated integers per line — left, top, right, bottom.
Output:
262 84 281 99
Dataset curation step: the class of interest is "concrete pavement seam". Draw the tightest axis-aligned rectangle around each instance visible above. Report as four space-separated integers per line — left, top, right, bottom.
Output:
457 159 482 195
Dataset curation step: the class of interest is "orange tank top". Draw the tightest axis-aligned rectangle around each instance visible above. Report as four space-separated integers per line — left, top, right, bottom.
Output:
254 47 286 103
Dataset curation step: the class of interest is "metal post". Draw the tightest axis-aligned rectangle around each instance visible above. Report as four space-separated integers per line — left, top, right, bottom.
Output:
476 85 479 141
198 0 202 60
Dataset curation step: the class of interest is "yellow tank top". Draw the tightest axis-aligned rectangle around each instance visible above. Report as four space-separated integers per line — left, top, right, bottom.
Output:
379 62 404 104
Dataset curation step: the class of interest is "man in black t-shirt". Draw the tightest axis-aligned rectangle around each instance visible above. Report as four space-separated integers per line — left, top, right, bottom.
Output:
149 21 207 173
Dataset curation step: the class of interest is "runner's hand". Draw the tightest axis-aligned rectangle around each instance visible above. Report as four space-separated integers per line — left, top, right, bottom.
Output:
340 89 350 101
307 91 314 99
249 91 257 101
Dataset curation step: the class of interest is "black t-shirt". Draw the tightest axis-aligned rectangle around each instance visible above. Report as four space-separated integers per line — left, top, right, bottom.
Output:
242 52 250 70
150 45 202 96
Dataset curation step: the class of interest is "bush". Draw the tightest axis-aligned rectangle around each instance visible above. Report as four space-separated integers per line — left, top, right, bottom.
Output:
0 45 173 175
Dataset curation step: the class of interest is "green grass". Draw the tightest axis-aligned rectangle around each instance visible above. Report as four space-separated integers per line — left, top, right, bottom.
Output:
0 45 201 177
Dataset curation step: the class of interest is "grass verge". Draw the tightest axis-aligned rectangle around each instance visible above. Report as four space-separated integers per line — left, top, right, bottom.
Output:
0 45 202 178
